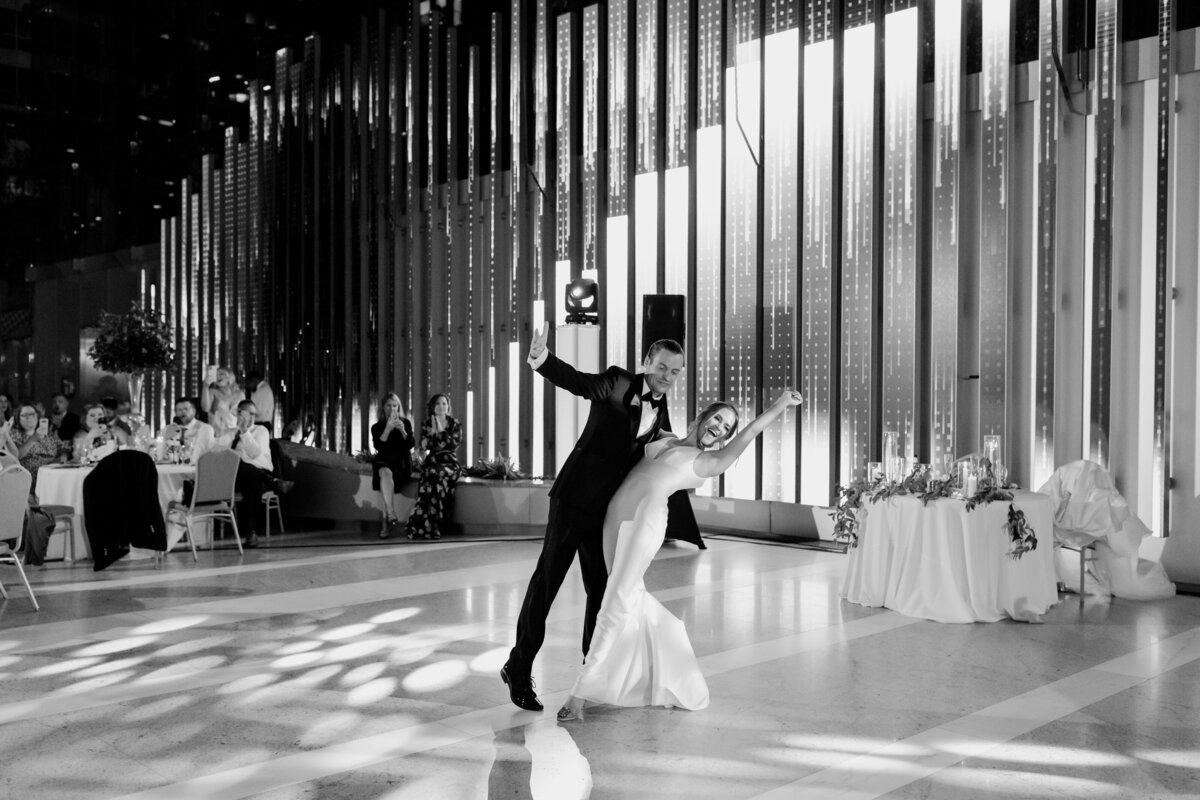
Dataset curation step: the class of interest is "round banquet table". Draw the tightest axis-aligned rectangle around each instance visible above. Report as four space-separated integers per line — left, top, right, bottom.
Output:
35 462 196 560
839 490 1059 623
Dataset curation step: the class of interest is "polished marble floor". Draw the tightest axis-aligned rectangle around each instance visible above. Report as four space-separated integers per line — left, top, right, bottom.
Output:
2 532 1199 799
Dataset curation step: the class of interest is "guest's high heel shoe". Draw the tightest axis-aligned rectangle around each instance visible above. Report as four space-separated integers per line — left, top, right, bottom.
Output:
556 696 585 722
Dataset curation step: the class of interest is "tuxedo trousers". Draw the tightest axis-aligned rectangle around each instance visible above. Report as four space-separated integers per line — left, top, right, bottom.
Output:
508 497 609 676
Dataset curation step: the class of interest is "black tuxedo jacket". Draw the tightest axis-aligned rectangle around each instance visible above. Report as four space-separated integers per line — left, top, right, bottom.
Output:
538 352 703 546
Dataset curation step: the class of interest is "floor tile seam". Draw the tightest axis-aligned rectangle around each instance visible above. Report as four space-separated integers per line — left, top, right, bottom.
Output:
30 542 484 595
741 622 1200 800
0 542 812 653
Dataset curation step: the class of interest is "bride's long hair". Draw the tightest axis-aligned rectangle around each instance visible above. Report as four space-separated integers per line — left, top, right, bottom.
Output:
687 402 740 450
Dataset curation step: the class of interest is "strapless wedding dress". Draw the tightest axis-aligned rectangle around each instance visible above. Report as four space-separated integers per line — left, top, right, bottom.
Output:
570 439 709 710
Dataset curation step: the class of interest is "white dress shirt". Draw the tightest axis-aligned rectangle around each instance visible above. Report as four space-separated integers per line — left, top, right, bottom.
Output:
181 419 215 462
230 423 273 472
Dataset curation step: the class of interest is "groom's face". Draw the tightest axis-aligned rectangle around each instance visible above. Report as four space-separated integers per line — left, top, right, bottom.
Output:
642 351 685 397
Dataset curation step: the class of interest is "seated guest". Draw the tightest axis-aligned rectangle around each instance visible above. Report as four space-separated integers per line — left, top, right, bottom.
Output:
72 403 127 459
47 393 81 442
100 396 119 425
246 369 275 434
160 397 214 463
227 399 273 548
371 393 415 539
282 409 319 448
1 404 65 480
0 392 13 423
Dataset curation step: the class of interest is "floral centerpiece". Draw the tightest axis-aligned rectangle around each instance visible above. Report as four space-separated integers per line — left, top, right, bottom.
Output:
86 303 177 414
831 460 1037 559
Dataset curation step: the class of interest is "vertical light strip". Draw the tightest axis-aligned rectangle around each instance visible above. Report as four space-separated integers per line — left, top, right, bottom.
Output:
665 0 691 432
694 0 722 460
882 5 919 476
607 0 629 367
556 14 571 270
979 0 1011 444
1087 0 1118 467
761 19 799 503
1151 0 1174 535
839 20 875 484
1031 0 1060 488
532 298 545 477
583 6 600 275
634 0 660 358
509 341 520 469
800 37 834 506
930 0 961 467
724 19 760 501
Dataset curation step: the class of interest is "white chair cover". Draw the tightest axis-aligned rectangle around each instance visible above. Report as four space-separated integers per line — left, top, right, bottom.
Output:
1038 460 1175 600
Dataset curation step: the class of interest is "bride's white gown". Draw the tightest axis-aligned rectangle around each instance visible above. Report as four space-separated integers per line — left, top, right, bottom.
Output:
570 439 709 710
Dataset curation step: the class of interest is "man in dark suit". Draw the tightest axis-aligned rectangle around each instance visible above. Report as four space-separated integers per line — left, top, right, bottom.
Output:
501 327 686 711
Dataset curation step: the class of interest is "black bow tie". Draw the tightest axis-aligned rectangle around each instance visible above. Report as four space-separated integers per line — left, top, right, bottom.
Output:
640 391 665 409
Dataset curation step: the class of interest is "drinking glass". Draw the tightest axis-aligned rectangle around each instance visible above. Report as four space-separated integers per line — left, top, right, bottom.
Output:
867 462 883 482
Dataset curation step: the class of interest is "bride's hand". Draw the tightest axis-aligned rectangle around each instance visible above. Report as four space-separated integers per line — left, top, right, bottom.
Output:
773 390 804 410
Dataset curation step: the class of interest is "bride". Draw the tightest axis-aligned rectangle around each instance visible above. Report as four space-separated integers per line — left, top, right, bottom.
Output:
557 389 804 721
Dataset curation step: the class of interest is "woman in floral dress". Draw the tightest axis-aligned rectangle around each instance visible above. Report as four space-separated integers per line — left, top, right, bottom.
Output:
406 393 463 540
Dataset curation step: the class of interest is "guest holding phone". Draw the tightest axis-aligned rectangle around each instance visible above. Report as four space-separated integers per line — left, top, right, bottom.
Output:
371 393 416 539
201 365 245 438
405 393 463 541
1 404 66 479
47 393 81 442
72 403 127 461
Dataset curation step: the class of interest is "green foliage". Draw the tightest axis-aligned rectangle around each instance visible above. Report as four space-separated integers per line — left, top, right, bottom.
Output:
87 303 176 375
831 465 1038 559
465 455 530 481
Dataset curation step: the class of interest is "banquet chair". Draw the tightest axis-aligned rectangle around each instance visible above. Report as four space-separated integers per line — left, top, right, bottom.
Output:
167 449 242 560
1057 541 1098 597
82 450 168 571
262 490 284 538
0 464 39 609
0 451 18 469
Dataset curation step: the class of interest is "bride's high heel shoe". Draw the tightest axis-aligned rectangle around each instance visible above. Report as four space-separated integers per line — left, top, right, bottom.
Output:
556 696 585 722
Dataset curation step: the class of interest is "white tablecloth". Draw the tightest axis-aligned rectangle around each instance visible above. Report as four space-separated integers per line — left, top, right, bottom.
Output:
840 490 1058 623
36 463 195 560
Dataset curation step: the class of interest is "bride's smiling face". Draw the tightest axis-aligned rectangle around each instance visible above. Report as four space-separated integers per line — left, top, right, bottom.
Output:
697 408 736 447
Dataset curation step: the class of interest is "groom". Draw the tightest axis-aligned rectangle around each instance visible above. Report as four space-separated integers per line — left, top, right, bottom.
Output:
501 327 686 711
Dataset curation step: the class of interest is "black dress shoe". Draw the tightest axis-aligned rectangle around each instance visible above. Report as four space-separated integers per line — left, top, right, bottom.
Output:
501 664 543 711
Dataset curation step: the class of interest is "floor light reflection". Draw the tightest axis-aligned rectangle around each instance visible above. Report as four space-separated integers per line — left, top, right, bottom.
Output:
298 710 363 747
74 656 148 678
131 615 211 634
72 635 160 657
317 623 377 641
401 659 468 693
346 677 399 706
122 694 196 722
152 633 237 658
325 638 393 662
468 646 510 673
369 607 422 624
1135 748 1200 769
271 651 325 669
526 718 593 800
340 662 388 687
941 740 1134 767
932 767 1136 798
276 639 324 655
27 656 103 677
218 672 279 695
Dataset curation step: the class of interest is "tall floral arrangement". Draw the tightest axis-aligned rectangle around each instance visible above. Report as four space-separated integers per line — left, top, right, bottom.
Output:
87 303 177 375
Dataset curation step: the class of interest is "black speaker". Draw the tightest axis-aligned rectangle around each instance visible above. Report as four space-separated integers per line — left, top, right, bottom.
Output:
642 294 686 359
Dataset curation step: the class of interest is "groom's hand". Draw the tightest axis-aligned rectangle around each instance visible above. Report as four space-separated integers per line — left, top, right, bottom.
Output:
529 323 550 361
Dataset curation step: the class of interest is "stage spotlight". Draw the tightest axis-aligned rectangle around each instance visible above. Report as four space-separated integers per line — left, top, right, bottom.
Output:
564 278 599 325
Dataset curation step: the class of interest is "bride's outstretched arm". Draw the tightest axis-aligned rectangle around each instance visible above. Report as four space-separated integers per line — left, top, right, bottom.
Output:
694 391 803 478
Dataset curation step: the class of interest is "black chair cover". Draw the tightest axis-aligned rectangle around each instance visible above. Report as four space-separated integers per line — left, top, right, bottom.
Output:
83 450 168 571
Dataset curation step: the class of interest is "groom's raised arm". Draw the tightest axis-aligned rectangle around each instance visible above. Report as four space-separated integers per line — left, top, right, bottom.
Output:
533 351 623 402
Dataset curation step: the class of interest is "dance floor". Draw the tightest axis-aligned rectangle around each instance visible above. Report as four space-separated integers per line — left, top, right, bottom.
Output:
2 532 1199 799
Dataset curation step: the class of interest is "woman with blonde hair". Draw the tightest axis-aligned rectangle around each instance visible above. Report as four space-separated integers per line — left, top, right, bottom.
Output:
372 393 416 539
200 366 245 437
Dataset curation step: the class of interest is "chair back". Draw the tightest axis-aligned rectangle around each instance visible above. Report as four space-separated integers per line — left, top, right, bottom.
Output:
192 449 240 506
0 450 20 470
0 464 33 548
